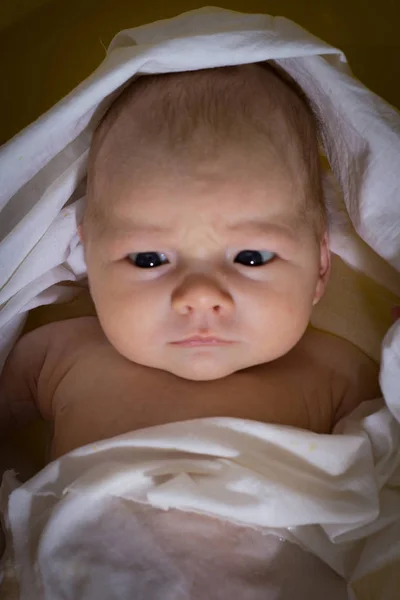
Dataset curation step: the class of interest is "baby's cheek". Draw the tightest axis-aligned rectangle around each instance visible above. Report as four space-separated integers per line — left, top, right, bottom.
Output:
283 279 316 332
251 281 312 357
87 282 142 347
106 297 153 339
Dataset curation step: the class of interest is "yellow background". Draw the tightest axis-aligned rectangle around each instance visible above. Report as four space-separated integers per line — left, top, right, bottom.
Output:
1 0 400 145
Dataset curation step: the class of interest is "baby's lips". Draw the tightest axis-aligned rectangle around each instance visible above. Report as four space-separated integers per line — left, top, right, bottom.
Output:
391 306 400 323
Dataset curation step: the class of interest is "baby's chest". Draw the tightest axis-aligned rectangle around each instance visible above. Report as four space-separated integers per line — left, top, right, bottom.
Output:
48 344 335 460
49 352 173 458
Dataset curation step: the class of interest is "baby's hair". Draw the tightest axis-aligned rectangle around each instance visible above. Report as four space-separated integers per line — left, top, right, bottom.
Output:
84 62 326 238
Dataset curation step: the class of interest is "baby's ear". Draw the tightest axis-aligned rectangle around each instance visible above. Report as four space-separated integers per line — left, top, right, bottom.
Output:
312 231 331 306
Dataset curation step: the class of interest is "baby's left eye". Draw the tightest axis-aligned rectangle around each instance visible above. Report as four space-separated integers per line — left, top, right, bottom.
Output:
128 252 169 269
234 250 276 267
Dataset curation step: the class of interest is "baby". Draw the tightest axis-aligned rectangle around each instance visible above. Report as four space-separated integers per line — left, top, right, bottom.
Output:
0 62 380 462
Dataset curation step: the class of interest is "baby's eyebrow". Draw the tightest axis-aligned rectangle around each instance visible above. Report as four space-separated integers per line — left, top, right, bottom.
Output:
107 215 298 240
226 218 298 238
107 217 171 236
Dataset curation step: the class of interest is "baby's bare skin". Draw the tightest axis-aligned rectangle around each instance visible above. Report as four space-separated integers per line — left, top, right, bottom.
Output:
27 316 379 460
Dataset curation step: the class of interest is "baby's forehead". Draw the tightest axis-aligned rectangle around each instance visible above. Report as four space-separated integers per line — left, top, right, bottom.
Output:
85 63 322 237
93 163 306 247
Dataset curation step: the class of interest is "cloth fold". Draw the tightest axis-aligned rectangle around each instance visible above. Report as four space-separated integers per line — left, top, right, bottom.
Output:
1 407 400 599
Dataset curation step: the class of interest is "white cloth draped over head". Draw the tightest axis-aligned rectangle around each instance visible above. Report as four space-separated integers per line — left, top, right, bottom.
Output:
1 7 400 599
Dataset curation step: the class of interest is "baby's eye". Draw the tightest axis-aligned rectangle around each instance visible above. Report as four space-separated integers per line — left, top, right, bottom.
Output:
128 252 169 268
234 250 276 267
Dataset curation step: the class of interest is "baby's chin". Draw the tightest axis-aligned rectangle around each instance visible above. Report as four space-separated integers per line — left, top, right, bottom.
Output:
164 362 238 381
125 352 244 381
139 354 263 381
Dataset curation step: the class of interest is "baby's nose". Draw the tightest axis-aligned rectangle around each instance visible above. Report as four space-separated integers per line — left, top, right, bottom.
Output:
171 274 234 316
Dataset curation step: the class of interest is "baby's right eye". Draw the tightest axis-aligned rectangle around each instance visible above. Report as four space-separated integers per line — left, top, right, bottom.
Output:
128 252 169 268
234 250 276 267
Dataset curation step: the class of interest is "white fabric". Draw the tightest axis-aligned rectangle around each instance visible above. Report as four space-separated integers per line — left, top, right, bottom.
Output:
1 6 400 599
1 406 400 599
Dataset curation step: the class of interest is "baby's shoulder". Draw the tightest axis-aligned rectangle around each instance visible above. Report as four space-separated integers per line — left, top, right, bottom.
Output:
40 316 107 366
33 316 110 403
299 328 381 422
300 328 378 377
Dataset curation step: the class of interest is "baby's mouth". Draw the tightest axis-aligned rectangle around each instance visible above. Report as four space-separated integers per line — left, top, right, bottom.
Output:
170 336 234 347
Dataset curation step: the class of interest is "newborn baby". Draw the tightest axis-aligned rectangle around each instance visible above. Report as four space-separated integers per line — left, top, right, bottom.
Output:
0 62 380 461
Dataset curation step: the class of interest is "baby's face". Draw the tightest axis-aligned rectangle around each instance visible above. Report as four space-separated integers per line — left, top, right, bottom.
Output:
80 149 329 381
